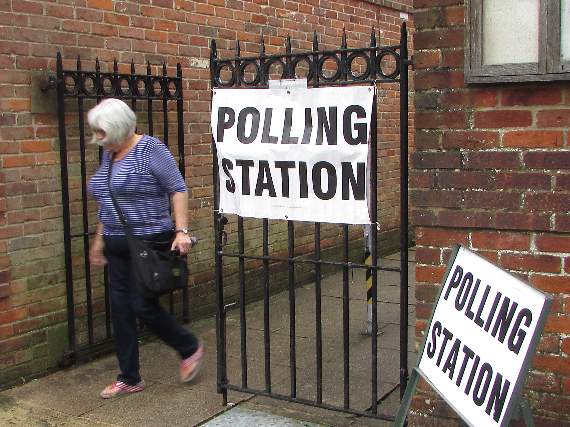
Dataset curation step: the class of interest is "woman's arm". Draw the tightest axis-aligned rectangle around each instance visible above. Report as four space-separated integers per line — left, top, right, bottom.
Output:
89 222 107 266
170 191 193 254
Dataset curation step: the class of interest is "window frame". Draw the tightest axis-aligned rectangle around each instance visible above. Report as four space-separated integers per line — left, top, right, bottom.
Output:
465 0 570 83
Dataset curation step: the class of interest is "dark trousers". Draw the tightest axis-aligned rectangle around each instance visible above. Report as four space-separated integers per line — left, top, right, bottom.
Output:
104 232 199 385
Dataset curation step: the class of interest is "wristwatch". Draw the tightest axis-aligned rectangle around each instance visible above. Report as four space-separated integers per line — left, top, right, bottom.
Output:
175 228 189 235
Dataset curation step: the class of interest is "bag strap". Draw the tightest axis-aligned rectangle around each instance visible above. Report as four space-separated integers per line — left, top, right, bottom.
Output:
106 153 134 237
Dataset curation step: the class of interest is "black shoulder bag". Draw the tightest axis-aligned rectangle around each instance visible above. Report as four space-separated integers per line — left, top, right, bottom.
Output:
107 155 189 298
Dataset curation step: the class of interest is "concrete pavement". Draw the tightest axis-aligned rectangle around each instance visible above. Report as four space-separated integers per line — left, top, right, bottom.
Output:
0 250 416 426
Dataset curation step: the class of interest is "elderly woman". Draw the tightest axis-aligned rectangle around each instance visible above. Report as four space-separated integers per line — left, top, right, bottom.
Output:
87 98 203 399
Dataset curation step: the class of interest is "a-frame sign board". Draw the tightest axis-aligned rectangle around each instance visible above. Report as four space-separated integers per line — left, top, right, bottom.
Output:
395 245 552 427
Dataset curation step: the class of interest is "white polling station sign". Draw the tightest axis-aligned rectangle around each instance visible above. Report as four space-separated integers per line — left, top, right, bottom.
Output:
417 246 551 427
211 85 374 224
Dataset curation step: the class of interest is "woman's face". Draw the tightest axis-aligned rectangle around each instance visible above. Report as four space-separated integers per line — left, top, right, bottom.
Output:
92 128 123 151
94 129 106 143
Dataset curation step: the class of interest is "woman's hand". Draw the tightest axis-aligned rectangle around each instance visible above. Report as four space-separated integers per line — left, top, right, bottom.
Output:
89 236 107 266
171 233 195 255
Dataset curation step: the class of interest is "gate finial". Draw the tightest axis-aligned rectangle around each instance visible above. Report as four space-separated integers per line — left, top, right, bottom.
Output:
260 33 265 56
370 27 377 48
210 39 217 61
76 55 81 71
341 27 347 49
147 61 151 76
312 31 318 51
95 57 100 73
131 59 135 74
163 62 167 76
113 58 118 74
286 35 291 54
57 51 62 74
236 39 241 57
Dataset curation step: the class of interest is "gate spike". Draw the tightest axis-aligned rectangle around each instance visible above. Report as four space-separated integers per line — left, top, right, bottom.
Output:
312 31 318 51
147 60 151 75
236 39 241 56
113 58 118 74
210 39 217 60
370 26 377 48
163 62 167 76
95 57 100 73
131 58 135 74
341 27 347 49
260 33 265 56
57 51 62 72
286 35 291 54
76 55 81 71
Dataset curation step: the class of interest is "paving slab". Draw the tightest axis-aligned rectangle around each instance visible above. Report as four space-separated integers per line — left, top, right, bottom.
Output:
202 406 324 426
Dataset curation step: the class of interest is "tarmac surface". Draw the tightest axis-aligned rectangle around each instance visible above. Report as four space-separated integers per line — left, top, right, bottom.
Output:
0 250 416 426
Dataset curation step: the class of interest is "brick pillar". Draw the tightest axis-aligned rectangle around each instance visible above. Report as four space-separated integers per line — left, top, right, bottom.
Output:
412 0 570 425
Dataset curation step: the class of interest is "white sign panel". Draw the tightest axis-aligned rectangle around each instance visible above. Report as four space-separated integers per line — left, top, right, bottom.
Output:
418 246 551 427
211 86 374 224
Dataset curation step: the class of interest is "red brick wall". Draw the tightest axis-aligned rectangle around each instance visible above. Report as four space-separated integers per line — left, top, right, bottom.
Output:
412 0 570 425
0 0 413 386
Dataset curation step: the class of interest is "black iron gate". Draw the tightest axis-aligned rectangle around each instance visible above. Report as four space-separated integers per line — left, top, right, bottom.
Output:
210 23 411 421
55 53 188 363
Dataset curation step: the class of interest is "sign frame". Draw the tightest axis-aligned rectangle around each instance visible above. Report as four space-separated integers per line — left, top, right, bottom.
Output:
394 245 552 427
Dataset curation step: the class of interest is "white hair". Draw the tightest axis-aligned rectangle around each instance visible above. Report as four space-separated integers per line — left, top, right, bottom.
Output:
87 98 136 146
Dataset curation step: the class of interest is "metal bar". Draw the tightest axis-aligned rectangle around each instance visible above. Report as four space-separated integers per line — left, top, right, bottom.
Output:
210 38 228 406
130 61 137 115
160 63 174 315
370 90 379 415
314 222 322 404
238 216 247 388
342 223 350 409
95 58 112 341
147 62 154 136
76 57 94 346
224 384 396 422
287 220 296 398
56 52 76 353
262 218 271 392
176 63 189 323
399 22 409 399
209 79 401 89
219 252 400 272
162 63 169 147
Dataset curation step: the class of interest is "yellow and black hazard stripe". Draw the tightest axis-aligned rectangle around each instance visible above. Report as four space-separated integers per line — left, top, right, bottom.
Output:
365 248 372 305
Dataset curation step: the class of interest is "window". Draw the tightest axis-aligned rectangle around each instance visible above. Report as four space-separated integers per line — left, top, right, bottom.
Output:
466 0 570 83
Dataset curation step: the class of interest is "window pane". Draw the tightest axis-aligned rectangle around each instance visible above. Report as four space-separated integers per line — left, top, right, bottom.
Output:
482 0 540 65
562 0 570 62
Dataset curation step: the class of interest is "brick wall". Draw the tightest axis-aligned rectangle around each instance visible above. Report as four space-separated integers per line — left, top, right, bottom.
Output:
0 0 413 387
412 0 570 425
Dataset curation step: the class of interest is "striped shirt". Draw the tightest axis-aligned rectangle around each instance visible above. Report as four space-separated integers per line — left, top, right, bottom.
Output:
87 135 186 236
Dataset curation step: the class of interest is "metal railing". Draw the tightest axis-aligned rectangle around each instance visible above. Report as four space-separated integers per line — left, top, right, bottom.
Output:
55 54 187 363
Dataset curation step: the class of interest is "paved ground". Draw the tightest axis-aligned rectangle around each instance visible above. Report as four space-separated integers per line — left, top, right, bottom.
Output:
0 250 416 426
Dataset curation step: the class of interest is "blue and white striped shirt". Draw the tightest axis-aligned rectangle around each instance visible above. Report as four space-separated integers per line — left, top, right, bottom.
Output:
87 135 186 236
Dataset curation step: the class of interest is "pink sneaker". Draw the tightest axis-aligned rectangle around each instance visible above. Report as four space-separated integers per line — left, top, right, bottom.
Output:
180 344 204 383
100 380 145 399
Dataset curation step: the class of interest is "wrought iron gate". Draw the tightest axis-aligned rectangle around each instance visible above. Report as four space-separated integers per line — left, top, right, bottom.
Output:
55 53 188 363
210 23 412 421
